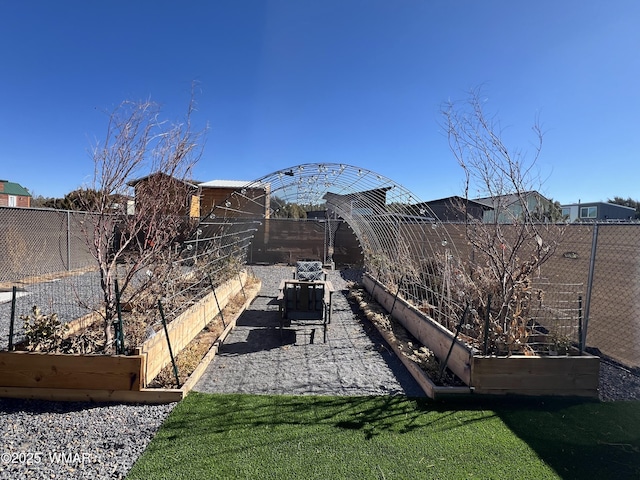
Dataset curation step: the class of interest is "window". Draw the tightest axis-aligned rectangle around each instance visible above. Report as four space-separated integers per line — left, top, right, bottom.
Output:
561 207 571 218
580 206 597 218
8 195 16 207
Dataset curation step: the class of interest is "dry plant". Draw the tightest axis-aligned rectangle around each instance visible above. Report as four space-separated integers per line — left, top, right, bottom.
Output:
76 90 206 352
442 88 564 354
347 285 462 386
20 306 68 352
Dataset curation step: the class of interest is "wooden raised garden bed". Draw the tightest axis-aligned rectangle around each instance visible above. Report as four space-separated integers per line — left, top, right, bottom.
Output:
0 270 259 403
363 274 600 399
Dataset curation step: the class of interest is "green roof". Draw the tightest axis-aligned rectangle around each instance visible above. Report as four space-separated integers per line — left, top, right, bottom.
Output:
0 180 31 197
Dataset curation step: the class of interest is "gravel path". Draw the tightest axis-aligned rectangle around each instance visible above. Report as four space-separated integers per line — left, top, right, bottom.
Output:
0 265 638 479
193 265 425 397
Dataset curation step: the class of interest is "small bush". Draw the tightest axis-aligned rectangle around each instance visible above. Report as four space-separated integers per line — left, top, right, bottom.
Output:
21 306 67 352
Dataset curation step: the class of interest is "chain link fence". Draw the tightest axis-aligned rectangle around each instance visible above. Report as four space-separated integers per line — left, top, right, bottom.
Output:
546 223 640 369
0 206 95 282
2 205 639 370
439 222 640 368
0 207 97 349
0 206 253 351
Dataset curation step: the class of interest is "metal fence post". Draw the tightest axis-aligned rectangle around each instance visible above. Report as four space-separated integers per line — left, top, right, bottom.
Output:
8 286 17 351
66 210 71 271
582 224 599 349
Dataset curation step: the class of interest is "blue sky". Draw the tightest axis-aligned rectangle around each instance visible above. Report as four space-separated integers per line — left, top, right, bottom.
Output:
1 1 638 205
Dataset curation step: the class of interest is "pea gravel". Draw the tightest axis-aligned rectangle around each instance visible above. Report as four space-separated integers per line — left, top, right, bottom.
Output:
0 400 175 479
0 265 638 479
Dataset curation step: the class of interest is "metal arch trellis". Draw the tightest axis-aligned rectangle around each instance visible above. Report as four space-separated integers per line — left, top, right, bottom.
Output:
187 163 465 326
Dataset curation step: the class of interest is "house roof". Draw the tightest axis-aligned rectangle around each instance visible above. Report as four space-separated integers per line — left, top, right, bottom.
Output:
560 201 636 211
473 190 547 207
0 180 31 197
419 195 491 209
126 173 200 189
198 179 268 189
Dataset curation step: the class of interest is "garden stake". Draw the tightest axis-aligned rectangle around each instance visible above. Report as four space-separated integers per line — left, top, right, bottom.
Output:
482 294 491 355
114 280 125 355
157 300 180 387
578 295 583 355
438 304 469 383
8 286 17 351
389 274 405 316
370 270 380 297
238 271 246 299
207 274 226 328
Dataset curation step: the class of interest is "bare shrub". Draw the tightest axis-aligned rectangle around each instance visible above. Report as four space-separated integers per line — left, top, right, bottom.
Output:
76 91 206 352
441 88 564 354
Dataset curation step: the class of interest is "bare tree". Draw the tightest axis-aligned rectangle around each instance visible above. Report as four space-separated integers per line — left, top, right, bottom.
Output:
442 88 563 353
79 94 205 352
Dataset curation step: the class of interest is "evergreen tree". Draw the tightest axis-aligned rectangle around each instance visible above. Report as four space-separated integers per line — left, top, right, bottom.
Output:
608 197 640 219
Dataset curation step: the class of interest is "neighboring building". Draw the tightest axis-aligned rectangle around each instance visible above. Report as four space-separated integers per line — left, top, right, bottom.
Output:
474 191 551 223
415 196 489 222
127 173 201 217
323 187 392 218
418 191 553 224
0 180 31 208
198 180 271 219
306 210 327 220
560 201 636 222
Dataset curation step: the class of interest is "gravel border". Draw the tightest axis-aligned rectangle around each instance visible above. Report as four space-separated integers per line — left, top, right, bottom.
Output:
0 265 638 479
0 400 175 479
598 359 640 402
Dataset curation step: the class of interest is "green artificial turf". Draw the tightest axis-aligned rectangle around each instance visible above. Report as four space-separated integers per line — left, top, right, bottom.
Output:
127 393 640 480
